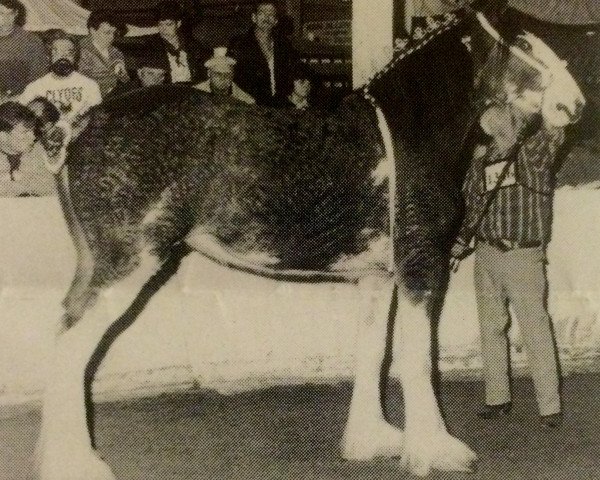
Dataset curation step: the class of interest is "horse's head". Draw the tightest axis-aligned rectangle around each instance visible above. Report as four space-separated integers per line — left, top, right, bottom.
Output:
473 11 585 127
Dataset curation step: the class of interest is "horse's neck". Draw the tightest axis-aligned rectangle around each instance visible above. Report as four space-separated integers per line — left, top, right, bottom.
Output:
329 93 381 135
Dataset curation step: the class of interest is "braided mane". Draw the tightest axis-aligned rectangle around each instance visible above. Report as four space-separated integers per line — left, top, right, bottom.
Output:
364 12 462 95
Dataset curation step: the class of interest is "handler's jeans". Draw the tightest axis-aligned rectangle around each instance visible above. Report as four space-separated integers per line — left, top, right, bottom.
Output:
474 242 561 416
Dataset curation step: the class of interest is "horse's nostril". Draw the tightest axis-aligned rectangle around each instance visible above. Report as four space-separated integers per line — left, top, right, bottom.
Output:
556 102 582 122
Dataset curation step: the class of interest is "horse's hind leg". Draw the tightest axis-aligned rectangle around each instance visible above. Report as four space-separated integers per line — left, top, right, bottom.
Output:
61 251 96 328
393 285 477 476
56 168 96 329
341 276 404 460
37 250 165 480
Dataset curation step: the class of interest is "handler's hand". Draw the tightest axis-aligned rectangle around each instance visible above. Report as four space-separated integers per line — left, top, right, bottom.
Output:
450 240 473 273
450 256 461 273
450 241 468 259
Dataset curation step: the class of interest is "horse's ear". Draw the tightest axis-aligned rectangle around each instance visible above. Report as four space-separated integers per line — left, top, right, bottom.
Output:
466 0 509 24
467 5 512 83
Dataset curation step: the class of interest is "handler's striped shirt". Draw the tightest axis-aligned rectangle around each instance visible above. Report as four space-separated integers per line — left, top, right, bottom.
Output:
457 126 565 246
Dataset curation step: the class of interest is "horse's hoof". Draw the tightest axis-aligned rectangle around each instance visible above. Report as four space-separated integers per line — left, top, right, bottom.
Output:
341 419 404 460
433 433 478 473
401 429 478 476
39 449 116 480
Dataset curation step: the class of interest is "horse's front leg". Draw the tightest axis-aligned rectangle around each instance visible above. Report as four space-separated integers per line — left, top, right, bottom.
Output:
394 286 477 476
341 275 404 460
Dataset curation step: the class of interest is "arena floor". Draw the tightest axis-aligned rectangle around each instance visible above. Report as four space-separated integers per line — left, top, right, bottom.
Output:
2 374 600 480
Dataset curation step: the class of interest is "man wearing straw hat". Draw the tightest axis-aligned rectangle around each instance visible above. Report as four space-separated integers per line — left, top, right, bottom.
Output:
194 47 255 104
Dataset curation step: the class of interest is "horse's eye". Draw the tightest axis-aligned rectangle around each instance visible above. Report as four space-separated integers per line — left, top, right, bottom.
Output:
514 37 532 53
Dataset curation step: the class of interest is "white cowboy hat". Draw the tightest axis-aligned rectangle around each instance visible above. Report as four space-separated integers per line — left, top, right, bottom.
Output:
204 47 236 73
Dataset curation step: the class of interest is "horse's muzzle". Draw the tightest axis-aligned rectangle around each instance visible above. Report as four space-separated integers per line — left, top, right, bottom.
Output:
558 98 585 124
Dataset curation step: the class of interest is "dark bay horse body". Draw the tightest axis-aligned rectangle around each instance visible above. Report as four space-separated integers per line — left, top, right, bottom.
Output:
34 11 584 480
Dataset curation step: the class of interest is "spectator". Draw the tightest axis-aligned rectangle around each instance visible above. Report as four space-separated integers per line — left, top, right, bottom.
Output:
20 31 101 128
0 101 37 181
228 2 298 106
0 0 48 98
26 96 59 136
26 97 60 133
139 1 209 84
79 10 129 98
451 99 565 429
194 47 255 104
280 63 314 110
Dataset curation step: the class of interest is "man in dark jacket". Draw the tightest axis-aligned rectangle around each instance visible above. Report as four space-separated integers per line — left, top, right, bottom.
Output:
139 0 209 84
228 2 298 106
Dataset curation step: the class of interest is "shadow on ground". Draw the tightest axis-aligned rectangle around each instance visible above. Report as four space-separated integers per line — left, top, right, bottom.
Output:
2 374 600 479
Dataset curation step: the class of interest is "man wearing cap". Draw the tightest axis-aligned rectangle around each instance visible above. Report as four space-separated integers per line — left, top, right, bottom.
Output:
194 47 255 104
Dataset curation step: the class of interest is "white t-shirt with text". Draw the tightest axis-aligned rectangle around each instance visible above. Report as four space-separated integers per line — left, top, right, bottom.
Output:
20 71 102 124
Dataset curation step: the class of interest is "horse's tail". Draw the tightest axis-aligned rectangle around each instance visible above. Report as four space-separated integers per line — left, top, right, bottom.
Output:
39 122 96 316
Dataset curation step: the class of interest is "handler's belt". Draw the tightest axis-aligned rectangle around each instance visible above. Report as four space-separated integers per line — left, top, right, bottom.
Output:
480 238 542 252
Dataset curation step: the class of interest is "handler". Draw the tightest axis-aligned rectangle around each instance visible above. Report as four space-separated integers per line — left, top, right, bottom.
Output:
451 95 565 428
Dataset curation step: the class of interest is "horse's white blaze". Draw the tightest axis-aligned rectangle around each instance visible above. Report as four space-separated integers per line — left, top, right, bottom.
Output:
520 32 585 127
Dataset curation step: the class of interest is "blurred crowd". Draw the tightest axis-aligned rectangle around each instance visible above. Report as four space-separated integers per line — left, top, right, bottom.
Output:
0 0 319 190
0 0 317 130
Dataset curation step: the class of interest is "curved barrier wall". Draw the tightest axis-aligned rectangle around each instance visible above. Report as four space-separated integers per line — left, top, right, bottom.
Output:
0 188 599 406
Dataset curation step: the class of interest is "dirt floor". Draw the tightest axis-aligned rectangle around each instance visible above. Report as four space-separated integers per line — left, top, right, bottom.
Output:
2 374 600 480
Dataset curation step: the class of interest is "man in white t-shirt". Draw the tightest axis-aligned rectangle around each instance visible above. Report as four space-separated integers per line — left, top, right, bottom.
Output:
20 32 102 127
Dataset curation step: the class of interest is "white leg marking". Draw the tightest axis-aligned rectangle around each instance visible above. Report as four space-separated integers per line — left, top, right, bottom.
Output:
37 252 161 480
394 292 477 476
37 301 117 480
342 276 404 460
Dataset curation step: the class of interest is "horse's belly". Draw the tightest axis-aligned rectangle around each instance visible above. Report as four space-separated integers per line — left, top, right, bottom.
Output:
185 225 392 281
328 230 391 272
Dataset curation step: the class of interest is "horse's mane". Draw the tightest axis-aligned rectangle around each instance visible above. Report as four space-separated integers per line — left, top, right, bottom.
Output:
366 13 474 151
364 13 464 94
